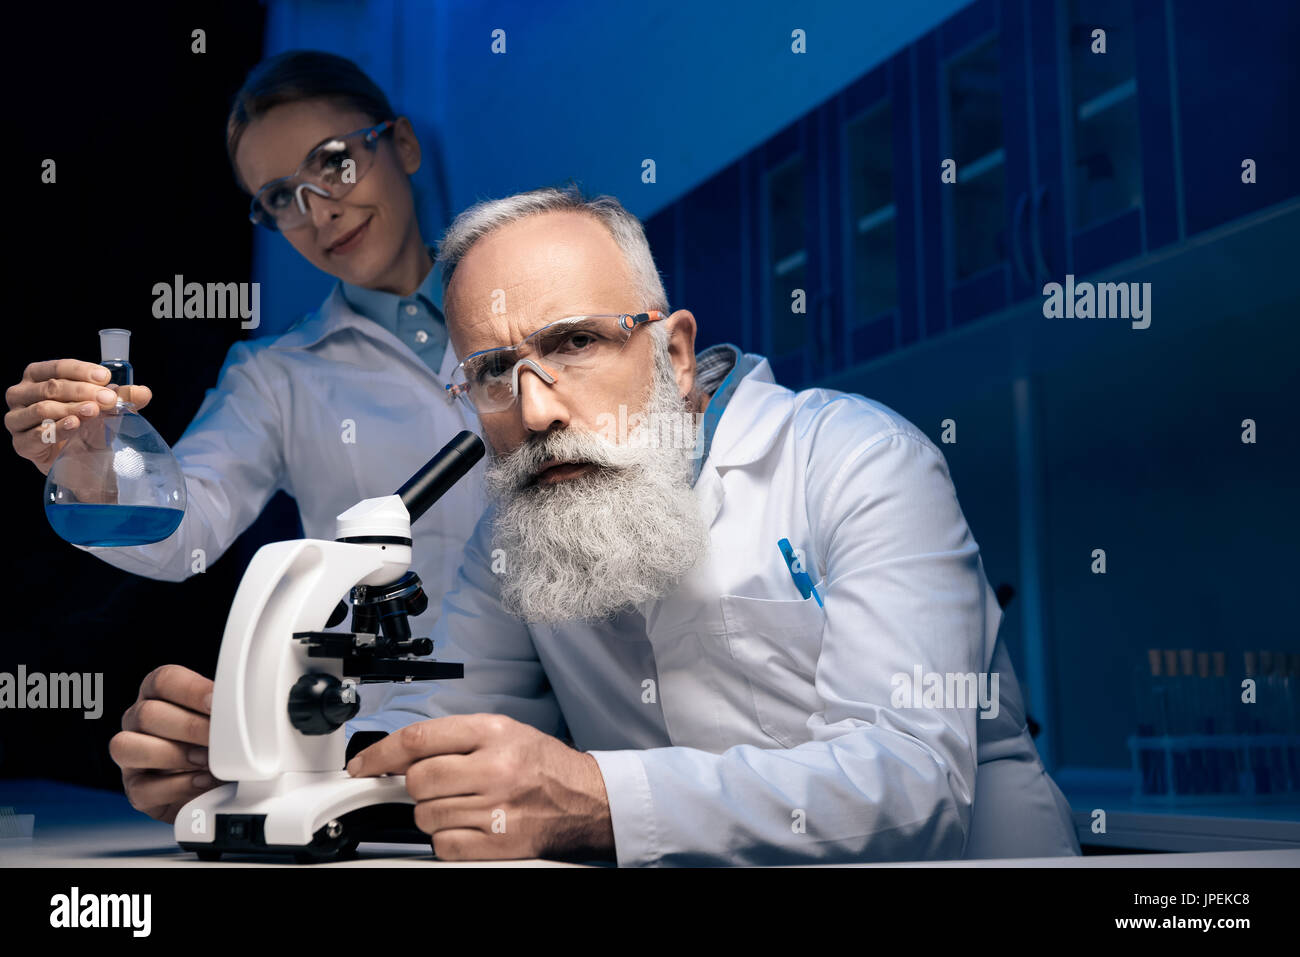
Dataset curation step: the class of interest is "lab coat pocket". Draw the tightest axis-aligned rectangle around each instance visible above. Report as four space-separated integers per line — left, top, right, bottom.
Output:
720 581 827 749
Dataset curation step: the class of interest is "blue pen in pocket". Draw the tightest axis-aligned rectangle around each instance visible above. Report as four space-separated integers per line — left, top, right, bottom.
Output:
778 538 823 607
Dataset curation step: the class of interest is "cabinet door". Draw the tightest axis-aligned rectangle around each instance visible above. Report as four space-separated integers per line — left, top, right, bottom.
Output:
753 119 819 387
1172 0 1300 235
838 53 918 367
1035 0 1180 277
919 0 1036 330
1062 0 1146 271
680 165 746 352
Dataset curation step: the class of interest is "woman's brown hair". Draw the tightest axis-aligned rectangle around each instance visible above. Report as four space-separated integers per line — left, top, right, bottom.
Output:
225 50 396 192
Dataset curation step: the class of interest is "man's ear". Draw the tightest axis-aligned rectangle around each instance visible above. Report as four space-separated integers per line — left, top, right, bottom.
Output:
392 116 422 175
664 309 698 400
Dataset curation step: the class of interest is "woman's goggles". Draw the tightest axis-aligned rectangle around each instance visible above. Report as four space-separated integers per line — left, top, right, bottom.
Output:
248 120 394 232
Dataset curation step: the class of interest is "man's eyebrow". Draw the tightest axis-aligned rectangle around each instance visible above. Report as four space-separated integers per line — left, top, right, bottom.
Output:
253 133 345 192
458 304 613 355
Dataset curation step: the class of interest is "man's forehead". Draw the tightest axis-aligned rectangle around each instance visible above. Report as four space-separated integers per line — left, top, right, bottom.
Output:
454 212 626 292
447 212 636 345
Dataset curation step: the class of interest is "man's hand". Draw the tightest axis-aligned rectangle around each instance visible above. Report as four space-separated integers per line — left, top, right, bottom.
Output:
346 714 614 862
108 665 226 824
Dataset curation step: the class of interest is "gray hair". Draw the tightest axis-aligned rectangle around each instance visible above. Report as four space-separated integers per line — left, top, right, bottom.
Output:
435 185 670 318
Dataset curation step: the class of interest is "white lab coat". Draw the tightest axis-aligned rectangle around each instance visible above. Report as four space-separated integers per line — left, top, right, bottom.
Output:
349 354 1081 865
77 283 488 722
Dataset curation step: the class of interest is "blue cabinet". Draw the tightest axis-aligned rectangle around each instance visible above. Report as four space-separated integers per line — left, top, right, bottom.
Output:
913 0 1039 330
1028 0 1181 278
642 0 1299 389
742 118 822 386
836 54 919 367
679 165 747 351
1171 0 1300 235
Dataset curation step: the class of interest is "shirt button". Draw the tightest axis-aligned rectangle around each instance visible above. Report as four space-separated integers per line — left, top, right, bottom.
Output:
404 304 418 316
415 329 429 344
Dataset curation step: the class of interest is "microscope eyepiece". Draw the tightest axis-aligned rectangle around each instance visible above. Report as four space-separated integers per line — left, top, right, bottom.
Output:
396 430 485 524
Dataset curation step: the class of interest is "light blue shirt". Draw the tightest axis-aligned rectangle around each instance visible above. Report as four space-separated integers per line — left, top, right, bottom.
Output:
689 342 755 484
340 251 448 374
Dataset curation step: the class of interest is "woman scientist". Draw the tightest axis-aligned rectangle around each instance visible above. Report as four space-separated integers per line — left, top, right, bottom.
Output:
3 51 485 820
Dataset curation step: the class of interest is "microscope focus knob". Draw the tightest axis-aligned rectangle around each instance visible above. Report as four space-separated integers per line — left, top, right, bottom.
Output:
288 673 361 735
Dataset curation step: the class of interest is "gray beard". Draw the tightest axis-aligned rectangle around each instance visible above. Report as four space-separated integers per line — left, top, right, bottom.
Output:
483 347 711 623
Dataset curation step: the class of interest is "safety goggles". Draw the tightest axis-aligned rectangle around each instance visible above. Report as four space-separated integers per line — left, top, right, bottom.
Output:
446 311 666 414
248 120 394 231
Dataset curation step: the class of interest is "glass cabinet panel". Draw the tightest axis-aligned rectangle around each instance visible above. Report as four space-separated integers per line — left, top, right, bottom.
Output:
1069 0 1142 229
767 155 806 358
846 102 897 324
946 36 1006 281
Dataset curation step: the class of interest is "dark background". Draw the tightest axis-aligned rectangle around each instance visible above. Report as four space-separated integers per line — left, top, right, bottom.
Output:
2 1 279 787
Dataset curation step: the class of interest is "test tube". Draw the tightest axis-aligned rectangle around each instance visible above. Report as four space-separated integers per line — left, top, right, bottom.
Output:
1180 647 1196 795
1264 651 1288 796
1196 651 1213 793
1148 649 1174 797
1245 651 1267 796
1212 651 1235 795
1137 649 1161 795
1285 653 1298 794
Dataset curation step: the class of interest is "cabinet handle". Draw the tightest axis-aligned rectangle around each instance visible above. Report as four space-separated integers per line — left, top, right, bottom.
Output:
1012 190 1030 285
1031 185 1050 281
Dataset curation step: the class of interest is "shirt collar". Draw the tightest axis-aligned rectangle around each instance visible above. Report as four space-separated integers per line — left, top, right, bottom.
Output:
339 248 443 333
691 343 762 484
271 282 461 385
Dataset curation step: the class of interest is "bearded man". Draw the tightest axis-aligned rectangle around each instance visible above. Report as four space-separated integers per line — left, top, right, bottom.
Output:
113 186 1079 866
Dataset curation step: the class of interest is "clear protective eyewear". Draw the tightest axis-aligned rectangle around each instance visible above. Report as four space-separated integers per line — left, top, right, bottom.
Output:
248 120 395 231
446 312 666 414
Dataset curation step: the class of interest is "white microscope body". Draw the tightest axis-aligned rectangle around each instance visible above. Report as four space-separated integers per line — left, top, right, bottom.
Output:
175 431 484 862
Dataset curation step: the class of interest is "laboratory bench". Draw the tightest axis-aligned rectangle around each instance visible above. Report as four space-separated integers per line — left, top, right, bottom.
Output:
2 779 1297 867
1065 788 1300 853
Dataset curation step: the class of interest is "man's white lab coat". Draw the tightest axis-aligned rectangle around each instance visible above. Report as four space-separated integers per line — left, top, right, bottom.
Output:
349 353 1081 865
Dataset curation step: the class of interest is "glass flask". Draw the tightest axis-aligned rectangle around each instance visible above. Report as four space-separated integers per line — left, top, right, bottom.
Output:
44 328 186 546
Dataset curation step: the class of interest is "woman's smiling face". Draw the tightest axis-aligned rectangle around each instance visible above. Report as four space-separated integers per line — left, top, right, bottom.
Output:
234 98 424 289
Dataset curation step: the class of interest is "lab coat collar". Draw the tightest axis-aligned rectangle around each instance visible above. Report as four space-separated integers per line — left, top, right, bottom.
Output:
689 352 784 530
269 283 459 385
629 353 785 629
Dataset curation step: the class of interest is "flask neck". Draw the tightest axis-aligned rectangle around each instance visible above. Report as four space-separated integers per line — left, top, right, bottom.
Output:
103 359 133 387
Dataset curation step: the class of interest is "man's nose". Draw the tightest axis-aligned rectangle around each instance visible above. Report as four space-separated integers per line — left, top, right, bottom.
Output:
515 361 569 434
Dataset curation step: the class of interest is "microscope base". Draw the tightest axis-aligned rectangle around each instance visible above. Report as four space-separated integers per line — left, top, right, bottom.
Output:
175 771 428 862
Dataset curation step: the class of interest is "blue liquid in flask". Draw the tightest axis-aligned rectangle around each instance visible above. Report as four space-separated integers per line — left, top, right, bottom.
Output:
45 503 184 546
43 328 188 547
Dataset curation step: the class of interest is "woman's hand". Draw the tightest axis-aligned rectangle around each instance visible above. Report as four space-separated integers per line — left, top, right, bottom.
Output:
5 359 152 475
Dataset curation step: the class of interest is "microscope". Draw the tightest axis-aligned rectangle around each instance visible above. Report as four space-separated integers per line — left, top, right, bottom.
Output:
176 431 485 862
